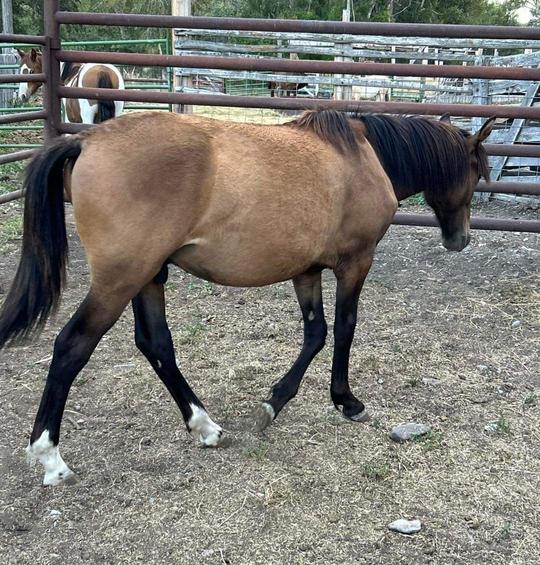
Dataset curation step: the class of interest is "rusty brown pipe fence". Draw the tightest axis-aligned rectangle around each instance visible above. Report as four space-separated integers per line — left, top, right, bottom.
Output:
0 0 538 233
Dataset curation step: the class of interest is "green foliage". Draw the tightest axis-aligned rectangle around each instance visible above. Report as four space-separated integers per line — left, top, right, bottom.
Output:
12 0 522 39
195 0 520 25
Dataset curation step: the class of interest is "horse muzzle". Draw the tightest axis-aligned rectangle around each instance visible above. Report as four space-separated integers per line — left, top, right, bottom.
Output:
442 232 471 252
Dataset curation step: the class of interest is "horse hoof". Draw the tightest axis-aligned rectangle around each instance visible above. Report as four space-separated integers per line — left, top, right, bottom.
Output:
197 427 224 448
347 408 370 423
43 468 78 487
252 402 275 432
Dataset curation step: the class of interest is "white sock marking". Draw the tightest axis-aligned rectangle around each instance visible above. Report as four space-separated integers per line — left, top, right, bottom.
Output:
188 404 222 447
27 431 75 486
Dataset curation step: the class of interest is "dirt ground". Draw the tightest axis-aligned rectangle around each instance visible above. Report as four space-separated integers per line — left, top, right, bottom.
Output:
0 183 539 564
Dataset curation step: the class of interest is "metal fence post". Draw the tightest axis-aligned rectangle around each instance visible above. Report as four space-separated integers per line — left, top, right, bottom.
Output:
43 0 61 141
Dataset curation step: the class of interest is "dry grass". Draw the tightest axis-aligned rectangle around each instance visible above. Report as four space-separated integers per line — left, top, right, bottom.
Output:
0 193 538 564
192 105 295 125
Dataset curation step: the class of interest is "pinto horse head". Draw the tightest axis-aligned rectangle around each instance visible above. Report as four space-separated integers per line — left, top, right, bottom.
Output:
16 48 43 102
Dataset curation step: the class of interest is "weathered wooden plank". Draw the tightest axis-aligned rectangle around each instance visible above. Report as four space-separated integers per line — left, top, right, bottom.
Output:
175 39 478 63
174 67 471 93
489 129 540 143
499 174 540 182
489 51 540 66
490 76 539 181
174 29 540 50
504 156 540 167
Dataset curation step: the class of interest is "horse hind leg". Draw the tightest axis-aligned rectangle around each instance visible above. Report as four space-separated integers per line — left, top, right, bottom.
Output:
79 98 97 124
27 285 133 485
132 267 223 447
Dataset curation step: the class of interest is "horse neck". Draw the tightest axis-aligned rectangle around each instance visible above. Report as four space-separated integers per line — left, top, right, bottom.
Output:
349 119 421 202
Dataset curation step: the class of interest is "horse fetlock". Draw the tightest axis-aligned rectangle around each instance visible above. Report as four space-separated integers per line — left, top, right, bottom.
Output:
26 430 76 486
188 404 223 447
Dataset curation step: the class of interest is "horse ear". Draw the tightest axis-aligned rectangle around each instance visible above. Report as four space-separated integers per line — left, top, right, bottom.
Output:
472 117 496 144
30 48 38 61
16 48 25 58
439 113 452 124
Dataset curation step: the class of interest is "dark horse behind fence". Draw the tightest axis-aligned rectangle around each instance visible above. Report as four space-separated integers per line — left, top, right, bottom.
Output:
0 109 493 485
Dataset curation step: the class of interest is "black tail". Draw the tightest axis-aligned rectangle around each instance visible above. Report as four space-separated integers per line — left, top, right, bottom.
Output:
95 71 116 123
0 136 82 349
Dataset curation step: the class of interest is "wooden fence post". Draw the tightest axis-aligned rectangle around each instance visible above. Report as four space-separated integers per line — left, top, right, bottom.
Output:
172 0 192 114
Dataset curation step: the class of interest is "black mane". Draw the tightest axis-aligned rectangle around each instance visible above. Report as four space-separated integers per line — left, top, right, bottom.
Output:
289 110 490 193
288 109 358 153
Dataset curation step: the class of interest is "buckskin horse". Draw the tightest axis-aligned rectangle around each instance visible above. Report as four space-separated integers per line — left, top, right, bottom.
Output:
0 109 494 485
16 48 124 124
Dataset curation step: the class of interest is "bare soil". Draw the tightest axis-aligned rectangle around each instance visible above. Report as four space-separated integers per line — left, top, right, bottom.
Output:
0 191 539 564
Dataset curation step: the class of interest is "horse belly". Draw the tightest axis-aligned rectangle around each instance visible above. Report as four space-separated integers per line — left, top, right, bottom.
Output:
171 234 325 287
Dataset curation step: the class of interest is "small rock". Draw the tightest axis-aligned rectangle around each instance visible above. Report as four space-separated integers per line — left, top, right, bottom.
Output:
390 423 431 443
484 422 498 433
389 518 422 534
511 320 521 328
476 365 488 372
47 510 61 520
422 377 440 386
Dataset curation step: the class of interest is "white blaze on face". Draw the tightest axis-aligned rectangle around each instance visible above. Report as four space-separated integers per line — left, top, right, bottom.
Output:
18 63 30 99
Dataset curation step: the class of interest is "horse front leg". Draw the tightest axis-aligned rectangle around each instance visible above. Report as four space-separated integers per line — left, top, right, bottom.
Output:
331 251 375 422
253 271 327 431
132 267 223 447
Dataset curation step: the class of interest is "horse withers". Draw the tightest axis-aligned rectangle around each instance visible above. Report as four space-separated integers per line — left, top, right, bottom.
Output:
0 109 494 485
15 48 124 124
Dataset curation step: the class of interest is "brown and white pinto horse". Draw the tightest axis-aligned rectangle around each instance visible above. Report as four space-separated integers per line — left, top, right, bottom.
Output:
16 48 124 124
0 109 494 485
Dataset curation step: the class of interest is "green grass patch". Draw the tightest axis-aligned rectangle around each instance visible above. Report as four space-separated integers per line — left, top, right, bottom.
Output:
243 443 269 461
497 522 512 541
360 461 391 481
0 215 23 249
523 393 537 408
404 376 421 388
485 415 511 435
413 430 444 451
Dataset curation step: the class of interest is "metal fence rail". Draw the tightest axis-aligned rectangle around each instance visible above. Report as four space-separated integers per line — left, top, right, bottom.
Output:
53 12 540 40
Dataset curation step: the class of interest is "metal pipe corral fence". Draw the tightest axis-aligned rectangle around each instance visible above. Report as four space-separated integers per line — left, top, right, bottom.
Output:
0 2 538 234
